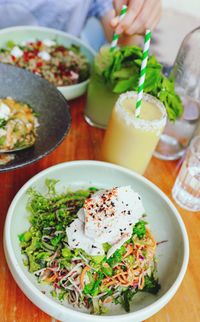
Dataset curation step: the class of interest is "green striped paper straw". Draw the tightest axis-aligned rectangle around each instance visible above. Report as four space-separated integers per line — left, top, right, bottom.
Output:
135 30 152 118
110 5 127 52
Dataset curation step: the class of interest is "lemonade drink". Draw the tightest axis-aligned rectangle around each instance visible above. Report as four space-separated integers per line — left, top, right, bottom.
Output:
101 91 167 174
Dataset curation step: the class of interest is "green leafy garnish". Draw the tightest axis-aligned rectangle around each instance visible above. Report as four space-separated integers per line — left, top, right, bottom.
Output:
94 46 183 121
133 220 147 239
121 288 137 312
61 247 72 259
0 118 6 128
0 135 6 146
101 263 113 277
45 178 59 195
6 40 16 49
107 245 126 267
142 274 161 294
83 272 104 296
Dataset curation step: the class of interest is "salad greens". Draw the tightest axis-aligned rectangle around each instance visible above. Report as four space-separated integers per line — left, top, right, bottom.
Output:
133 220 147 239
19 179 160 315
94 46 183 121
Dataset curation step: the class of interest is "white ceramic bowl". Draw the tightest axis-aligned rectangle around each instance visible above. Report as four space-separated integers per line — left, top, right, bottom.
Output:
0 26 95 100
4 161 189 322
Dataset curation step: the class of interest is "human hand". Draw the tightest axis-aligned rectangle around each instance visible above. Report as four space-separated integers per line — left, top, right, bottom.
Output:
111 0 162 36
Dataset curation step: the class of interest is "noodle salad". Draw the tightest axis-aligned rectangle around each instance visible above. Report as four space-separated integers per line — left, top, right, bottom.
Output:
19 180 160 314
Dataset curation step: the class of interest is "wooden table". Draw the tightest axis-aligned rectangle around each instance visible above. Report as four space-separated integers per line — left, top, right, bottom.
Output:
0 97 199 322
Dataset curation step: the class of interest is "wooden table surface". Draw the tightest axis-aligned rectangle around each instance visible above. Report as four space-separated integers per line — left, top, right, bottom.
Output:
0 96 199 322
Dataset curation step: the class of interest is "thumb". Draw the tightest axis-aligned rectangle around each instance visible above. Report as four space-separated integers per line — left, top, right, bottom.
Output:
110 15 119 28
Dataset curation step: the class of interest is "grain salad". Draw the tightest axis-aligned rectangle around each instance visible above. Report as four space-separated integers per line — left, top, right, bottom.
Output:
0 40 90 86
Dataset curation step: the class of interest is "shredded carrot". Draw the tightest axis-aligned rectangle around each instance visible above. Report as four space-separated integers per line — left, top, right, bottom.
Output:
123 244 133 258
45 274 57 283
138 274 145 290
92 228 156 291
103 296 113 304
80 266 90 289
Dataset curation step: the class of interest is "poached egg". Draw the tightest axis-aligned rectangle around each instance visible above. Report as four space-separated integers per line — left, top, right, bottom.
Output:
66 186 145 258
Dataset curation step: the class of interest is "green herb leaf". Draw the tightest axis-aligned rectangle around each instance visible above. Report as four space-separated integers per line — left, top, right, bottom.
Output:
94 45 183 121
0 135 6 146
45 178 59 195
0 118 6 128
142 274 161 294
6 40 16 49
61 247 72 259
107 246 126 267
133 220 147 239
113 76 137 93
121 288 136 312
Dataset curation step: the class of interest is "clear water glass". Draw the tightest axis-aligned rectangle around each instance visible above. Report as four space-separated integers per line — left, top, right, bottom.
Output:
172 135 200 211
155 27 200 160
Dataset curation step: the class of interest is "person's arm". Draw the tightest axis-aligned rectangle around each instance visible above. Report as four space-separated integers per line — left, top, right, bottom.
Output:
101 0 162 45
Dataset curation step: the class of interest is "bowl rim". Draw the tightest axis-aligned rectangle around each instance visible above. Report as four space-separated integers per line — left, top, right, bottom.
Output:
0 25 96 55
0 62 71 172
0 25 96 89
3 160 189 320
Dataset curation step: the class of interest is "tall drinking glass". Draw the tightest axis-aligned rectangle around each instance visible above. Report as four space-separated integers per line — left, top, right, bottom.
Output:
172 135 200 211
101 91 167 175
155 27 200 160
84 68 118 129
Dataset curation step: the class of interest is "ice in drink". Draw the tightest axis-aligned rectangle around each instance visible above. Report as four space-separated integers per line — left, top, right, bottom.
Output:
101 91 167 174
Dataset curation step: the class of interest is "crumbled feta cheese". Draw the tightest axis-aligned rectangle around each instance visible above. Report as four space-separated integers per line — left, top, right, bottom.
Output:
38 51 51 61
10 46 23 58
0 102 10 120
70 71 79 80
43 39 56 47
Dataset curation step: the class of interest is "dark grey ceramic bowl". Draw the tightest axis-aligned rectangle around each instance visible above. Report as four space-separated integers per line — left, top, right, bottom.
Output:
0 63 71 172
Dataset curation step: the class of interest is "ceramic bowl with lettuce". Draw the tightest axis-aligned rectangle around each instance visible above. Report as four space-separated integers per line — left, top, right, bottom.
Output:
84 46 183 129
4 161 189 322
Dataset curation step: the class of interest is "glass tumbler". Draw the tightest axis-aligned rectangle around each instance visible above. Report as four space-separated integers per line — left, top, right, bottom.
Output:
155 27 200 160
172 135 200 211
101 91 167 175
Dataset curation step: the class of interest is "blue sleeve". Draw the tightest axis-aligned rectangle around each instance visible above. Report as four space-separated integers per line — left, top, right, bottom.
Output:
88 0 113 19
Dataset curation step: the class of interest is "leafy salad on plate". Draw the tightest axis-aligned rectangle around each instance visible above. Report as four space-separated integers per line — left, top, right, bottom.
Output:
19 179 160 315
